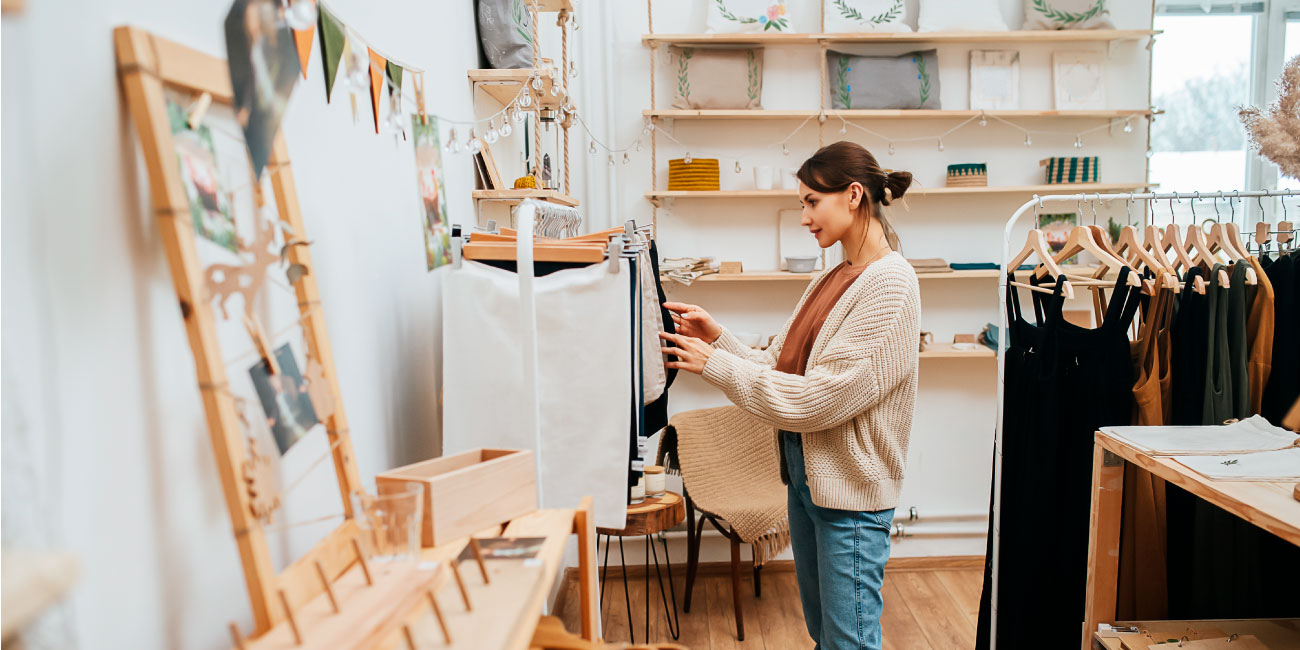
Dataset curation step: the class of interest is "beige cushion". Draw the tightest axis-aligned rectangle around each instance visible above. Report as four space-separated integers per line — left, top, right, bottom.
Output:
1023 0 1114 30
670 47 763 110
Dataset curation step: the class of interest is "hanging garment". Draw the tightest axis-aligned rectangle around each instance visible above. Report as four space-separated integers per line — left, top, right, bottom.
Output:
1170 267 1209 425
978 269 1142 649
1260 252 1296 424
442 258 633 530
1202 265 1234 425
1116 280 1174 619
1226 262 1251 419
1245 256 1274 416
639 247 668 406
644 239 678 435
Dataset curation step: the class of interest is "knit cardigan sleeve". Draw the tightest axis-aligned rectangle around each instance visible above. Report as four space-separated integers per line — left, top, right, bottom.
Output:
700 270 919 433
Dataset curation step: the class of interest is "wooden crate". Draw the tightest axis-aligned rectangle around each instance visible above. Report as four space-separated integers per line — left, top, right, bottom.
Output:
377 449 537 547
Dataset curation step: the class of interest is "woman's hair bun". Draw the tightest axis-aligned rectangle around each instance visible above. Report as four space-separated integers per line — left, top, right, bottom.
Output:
882 170 913 205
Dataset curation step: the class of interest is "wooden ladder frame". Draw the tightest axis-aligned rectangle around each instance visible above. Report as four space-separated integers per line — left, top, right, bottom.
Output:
114 25 365 635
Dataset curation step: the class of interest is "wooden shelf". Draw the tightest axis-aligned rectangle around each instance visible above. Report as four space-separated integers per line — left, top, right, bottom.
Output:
646 182 1155 201
919 343 995 359
645 109 1154 120
534 0 573 11
690 269 1000 282
642 29 1160 46
468 69 565 110
473 189 580 207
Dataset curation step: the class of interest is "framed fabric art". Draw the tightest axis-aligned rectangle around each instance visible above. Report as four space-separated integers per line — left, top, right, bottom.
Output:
1053 51 1106 110
828 49 940 110
823 0 911 33
969 50 1019 111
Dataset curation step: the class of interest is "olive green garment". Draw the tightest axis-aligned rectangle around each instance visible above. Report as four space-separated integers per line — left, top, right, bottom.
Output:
1226 262 1251 419
1201 265 1233 425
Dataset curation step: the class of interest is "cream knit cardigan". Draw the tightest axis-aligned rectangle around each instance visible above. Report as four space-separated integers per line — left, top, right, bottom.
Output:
701 252 921 512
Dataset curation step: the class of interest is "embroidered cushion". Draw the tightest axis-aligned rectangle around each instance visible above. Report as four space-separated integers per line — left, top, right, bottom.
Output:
917 0 1009 32
826 49 940 110
823 0 912 33
706 0 792 34
1023 0 1114 30
477 0 533 69
670 47 764 110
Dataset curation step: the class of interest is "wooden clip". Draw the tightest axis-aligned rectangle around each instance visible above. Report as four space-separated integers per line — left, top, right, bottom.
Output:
242 314 280 375
1279 221 1295 245
250 166 266 208
351 537 374 585
187 92 212 130
426 588 453 645
314 560 339 613
228 622 248 650
277 589 303 645
467 538 490 584
448 560 473 611
1256 221 1273 246
412 71 427 125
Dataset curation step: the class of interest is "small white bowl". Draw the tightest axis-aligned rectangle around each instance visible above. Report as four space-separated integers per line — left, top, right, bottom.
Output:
786 256 819 273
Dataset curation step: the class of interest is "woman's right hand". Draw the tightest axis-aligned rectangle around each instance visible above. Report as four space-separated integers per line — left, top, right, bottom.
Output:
663 302 723 344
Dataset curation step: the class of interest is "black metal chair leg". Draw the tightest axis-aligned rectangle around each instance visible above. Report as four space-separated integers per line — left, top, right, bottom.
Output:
618 536 634 645
683 513 705 613
754 564 762 599
651 533 681 640
644 536 651 642
600 534 611 615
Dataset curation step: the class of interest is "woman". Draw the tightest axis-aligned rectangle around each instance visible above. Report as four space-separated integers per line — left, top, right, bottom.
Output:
659 141 920 650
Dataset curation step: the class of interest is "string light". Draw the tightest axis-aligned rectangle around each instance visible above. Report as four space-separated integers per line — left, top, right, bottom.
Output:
623 153 630 165
937 137 944 152
735 160 742 173
635 140 643 151
467 128 482 154
589 141 597 154
512 107 526 123
499 120 512 137
887 143 895 155
444 128 456 153
1123 118 1133 134
781 143 790 156
839 122 847 135
978 114 988 127
684 152 693 165
484 119 499 144
1074 135 1083 149
1024 133 1033 146
607 154 615 166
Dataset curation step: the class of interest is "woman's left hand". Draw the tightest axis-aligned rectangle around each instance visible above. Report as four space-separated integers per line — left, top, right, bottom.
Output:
659 332 713 375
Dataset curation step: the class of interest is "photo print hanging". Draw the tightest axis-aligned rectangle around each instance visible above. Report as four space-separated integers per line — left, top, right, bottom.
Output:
412 116 452 270
249 343 320 454
225 0 301 178
166 98 239 252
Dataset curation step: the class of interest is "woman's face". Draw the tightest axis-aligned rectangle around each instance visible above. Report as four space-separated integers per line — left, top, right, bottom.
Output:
798 180 864 249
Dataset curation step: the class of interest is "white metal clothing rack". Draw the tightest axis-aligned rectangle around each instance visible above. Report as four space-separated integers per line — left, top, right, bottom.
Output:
990 188 1300 648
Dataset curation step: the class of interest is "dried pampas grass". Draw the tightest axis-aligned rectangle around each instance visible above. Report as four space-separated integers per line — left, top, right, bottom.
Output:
1241 54 1300 181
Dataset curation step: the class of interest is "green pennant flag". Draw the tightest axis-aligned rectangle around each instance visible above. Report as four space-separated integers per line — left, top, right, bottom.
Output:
317 2 346 102
386 60 403 98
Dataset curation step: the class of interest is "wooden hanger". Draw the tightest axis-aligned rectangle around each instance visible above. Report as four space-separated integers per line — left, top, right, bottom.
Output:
1116 225 1177 290
1040 226 1142 287
1007 229 1074 299
1184 224 1231 287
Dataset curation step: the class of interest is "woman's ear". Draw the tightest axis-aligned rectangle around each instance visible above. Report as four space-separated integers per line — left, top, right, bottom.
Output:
848 182 862 209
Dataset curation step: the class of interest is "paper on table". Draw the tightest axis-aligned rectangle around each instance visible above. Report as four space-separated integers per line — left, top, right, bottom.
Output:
1100 415 1299 456
1173 447 1300 481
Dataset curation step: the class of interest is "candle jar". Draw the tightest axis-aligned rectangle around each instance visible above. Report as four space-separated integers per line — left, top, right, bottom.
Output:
630 478 645 504
644 465 666 498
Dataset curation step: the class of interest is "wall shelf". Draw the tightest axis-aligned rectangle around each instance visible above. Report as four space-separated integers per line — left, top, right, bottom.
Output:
918 343 996 359
473 189 580 207
646 182 1156 201
686 269 1001 283
645 109 1155 121
468 68 565 110
642 29 1160 46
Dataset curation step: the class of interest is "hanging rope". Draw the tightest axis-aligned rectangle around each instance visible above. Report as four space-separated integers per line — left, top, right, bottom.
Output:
531 0 543 177
560 9 572 195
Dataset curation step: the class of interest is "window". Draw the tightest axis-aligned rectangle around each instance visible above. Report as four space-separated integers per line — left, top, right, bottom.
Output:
1278 12 1300 191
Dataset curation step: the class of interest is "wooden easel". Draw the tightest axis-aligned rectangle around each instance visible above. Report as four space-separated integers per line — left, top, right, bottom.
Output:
114 25 369 635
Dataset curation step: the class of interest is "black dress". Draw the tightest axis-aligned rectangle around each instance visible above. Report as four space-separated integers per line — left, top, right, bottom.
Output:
977 269 1142 649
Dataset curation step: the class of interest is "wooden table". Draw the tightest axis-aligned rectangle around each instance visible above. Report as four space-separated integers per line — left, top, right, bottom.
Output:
377 498 599 649
1082 431 1300 650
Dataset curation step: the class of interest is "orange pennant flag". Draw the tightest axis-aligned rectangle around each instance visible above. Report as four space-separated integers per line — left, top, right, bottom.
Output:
291 0 316 81
368 48 385 134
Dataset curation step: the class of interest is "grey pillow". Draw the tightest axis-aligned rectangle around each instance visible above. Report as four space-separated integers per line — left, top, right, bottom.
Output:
1023 0 1114 30
828 49 940 110
478 0 534 69
670 46 764 110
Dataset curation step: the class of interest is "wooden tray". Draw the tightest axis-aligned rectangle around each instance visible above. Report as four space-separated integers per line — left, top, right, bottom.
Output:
377 449 537 547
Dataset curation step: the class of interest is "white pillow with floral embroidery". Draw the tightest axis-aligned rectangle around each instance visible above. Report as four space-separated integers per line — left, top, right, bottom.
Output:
917 0 1008 32
824 0 912 33
1023 0 1114 30
706 0 792 34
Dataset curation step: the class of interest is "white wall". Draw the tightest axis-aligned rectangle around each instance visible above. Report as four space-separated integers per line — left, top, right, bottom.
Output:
0 1 494 648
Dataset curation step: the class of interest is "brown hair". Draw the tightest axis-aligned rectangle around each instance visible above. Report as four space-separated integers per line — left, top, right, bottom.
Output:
795 141 912 254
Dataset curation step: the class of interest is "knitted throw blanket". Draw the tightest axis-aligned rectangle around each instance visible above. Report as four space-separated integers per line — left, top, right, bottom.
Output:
657 406 790 565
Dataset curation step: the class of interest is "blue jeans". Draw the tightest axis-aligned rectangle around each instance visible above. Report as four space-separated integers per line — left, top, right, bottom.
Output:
783 432 893 650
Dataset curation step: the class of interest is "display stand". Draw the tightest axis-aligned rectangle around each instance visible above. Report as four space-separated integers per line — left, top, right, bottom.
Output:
1082 431 1300 650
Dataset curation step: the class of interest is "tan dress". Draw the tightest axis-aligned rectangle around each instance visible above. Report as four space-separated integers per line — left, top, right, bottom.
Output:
1246 256 1275 415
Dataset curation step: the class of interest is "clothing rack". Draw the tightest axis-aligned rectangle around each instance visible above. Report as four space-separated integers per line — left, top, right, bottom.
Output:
990 188 1300 649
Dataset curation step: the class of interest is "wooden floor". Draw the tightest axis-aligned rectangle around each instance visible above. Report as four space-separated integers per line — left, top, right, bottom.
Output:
556 566 983 649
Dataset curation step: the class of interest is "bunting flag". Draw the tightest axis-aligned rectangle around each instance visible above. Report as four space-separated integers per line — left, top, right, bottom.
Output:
368 48 386 134
291 0 316 79
317 2 345 101
386 60 403 98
